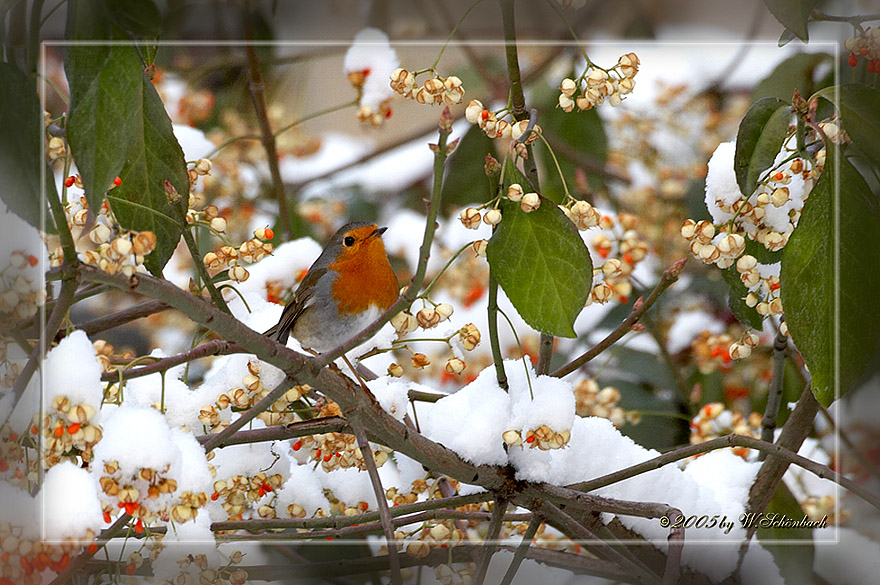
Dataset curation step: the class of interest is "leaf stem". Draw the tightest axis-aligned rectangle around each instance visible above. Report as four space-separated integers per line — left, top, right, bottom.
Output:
181 227 230 314
487 272 508 391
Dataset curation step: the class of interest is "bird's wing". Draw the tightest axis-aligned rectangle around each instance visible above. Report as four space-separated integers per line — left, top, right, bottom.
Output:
263 265 327 344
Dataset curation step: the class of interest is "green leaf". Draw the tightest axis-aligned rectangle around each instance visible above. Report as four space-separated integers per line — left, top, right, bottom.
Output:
735 97 791 197
65 3 188 275
440 124 495 214
762 0 818 42
816 84 880 170
486 164 592 337
752 53 832 103
107 81 189 276
757 483 815 585
538 102 607 202
721 266 764 331
781 153 880 406
0 63 56 232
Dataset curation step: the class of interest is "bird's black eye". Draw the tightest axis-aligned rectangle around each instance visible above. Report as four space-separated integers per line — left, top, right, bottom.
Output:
343 235 355 247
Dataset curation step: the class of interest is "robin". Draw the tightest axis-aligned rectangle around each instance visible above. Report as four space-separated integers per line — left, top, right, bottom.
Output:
264 221 398 353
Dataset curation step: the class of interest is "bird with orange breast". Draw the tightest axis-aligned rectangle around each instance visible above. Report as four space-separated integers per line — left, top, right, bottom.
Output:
265 222 398 353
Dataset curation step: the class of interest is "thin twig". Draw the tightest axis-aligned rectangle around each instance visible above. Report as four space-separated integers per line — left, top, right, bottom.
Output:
78 299 170 336
472 497 507 585
352 423 400 585
47 514 132 585
181 226 230 314
552 258 687 378
499 516 541 585
196 415 350 447
487 273 508 390
759 329 789 452
102 340 245 382
542 133 631 185
536 500 660 585
244 23 292 239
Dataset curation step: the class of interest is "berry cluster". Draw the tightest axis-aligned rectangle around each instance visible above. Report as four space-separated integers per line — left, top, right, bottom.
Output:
503 425 571 450
0 523 86 584
211 472 284 520
290 400 391 473
845 28 880 71
158 551 248 585
557 53 639 112
586 212 649 306
0 249 44 330
573 378 640 427
465 100 543 144
203 226 275 284
689 402 762 460
386 310 481 380
390 69 465 106
52 181 158 276
200 361 307 432
42 397 102 469
98 458 181 530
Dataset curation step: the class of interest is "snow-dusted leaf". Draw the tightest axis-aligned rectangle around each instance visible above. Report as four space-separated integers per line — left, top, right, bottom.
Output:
486 165 591 338
734 97 791 198
781 153 880 406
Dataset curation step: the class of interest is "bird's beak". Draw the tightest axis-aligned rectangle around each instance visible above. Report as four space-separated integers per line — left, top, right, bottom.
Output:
371 226 388 239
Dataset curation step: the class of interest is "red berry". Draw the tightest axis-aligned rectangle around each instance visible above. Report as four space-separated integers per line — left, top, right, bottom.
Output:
87 543 99 555
27 255 37 267
291 440 302 451
481 110 489 120
125 562 136 575
849 52 858 67
67 423 81 434
64 176 76 188
103 511 112 523
211 492 219 501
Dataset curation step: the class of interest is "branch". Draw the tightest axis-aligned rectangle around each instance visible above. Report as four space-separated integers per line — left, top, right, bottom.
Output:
499 517 541 585
48 513 132 585
74 263 513 491
101 339 243 382
542 133 632 185
196 415 351 447
535 500 661 585
78 299 170 336
244 22 292 239
210 491 494 533
759 329 789 451
552 258 687 378
473 497 508 585
351 421 402 585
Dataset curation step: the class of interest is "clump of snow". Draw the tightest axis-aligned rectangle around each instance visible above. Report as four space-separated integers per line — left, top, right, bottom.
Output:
666 309 725 354
91 405 183 517
420 364 511 466
44 330 104 413
507 364 575 434
318 465 378 508
343 28 398 111
170 428 213 497
367 376 421 421
124 352 208 431
276 463 331 517
704 141 741 223
42 461 104 541
392 453 428 496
